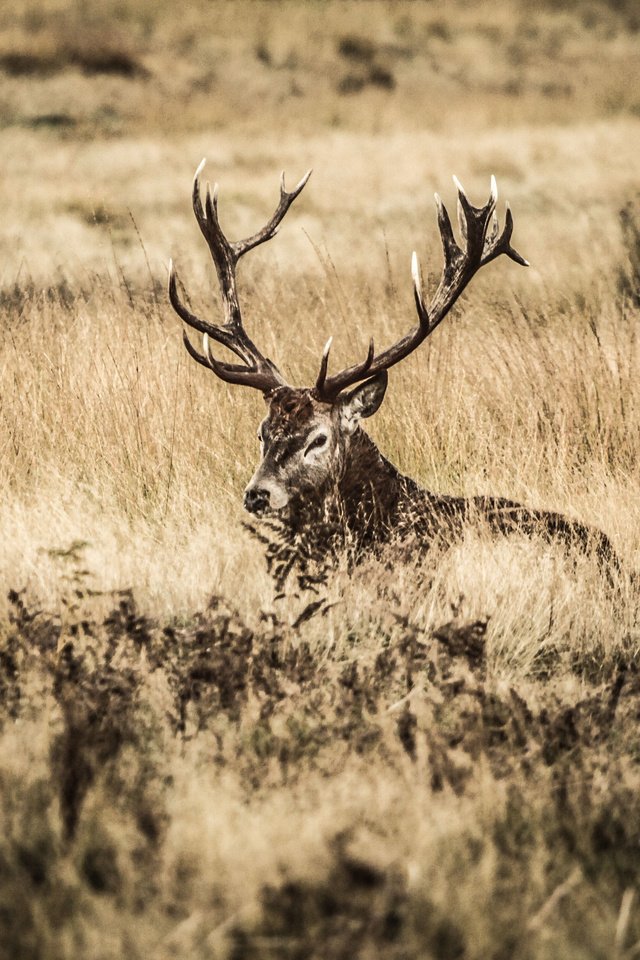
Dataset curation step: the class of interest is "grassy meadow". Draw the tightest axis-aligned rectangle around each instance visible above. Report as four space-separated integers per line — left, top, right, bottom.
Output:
1 1 640 957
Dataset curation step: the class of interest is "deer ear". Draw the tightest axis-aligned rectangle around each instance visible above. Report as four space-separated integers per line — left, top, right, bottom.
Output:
339 371 388 433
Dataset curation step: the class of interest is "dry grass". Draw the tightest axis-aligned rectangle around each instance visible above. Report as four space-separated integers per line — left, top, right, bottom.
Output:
1 1 640 957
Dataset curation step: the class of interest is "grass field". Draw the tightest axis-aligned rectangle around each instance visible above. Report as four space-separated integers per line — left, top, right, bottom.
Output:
1 1 640 957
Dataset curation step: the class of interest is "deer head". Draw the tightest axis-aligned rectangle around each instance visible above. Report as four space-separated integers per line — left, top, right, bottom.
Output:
169 162 527 517
242 374 388 516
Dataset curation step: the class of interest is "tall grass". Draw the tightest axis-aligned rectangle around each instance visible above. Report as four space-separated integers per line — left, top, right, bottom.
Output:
1 198 638 614
1 2 640 957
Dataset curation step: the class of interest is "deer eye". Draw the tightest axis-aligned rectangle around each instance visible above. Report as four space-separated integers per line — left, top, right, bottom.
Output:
304 434 327 456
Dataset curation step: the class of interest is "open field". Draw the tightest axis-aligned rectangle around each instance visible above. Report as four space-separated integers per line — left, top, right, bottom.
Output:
1 1 640 957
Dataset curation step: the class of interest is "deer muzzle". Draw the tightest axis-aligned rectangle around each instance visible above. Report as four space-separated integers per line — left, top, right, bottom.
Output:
243 486 271 515
243 473 290 515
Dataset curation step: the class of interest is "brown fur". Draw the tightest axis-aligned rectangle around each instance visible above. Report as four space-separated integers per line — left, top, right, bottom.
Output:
250 388 620 586
267 387 317 425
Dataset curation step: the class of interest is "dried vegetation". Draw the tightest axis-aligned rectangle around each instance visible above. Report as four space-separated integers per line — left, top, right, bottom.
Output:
1 1 640 957
3 548 640 958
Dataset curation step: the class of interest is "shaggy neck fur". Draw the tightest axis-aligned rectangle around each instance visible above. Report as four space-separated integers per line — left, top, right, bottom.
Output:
277 426 619 581
284 428 435 553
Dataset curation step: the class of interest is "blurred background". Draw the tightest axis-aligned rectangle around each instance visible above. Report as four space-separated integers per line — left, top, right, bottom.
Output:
1 0 639 287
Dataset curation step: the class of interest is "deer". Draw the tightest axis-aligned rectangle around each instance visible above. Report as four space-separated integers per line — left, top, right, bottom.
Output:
168 160 620 586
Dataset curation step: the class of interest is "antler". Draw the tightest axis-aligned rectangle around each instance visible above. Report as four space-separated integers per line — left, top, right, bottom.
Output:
169 159 312 393
314 176 528 400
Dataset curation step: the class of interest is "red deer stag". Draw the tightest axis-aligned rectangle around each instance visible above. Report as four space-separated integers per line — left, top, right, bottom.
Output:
169 161 618 583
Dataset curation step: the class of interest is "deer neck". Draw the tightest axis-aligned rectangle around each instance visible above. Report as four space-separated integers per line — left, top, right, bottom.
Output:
330 429 421 541
282 429 424 550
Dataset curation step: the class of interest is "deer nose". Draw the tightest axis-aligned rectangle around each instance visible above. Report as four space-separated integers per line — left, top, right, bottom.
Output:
244 486 271 515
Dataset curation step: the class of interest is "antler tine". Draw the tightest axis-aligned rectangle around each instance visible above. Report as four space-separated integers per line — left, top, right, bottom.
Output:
315 176 528 400
201 334 285 391
435 191 462 266
453 173 498 261
179 330 281 392
234 167 312 258
315 336 375 400
314 336 334 395
181 328 212 369
191 157 208 228
168 258 249 361
481 202 529 267
411 250 430 332
170 160 311 393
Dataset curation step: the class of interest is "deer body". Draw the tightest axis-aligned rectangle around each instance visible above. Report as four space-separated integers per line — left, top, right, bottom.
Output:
244 385 617 573
169 163 618 579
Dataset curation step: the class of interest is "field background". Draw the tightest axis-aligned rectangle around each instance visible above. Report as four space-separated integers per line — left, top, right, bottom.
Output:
1 1 640 957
